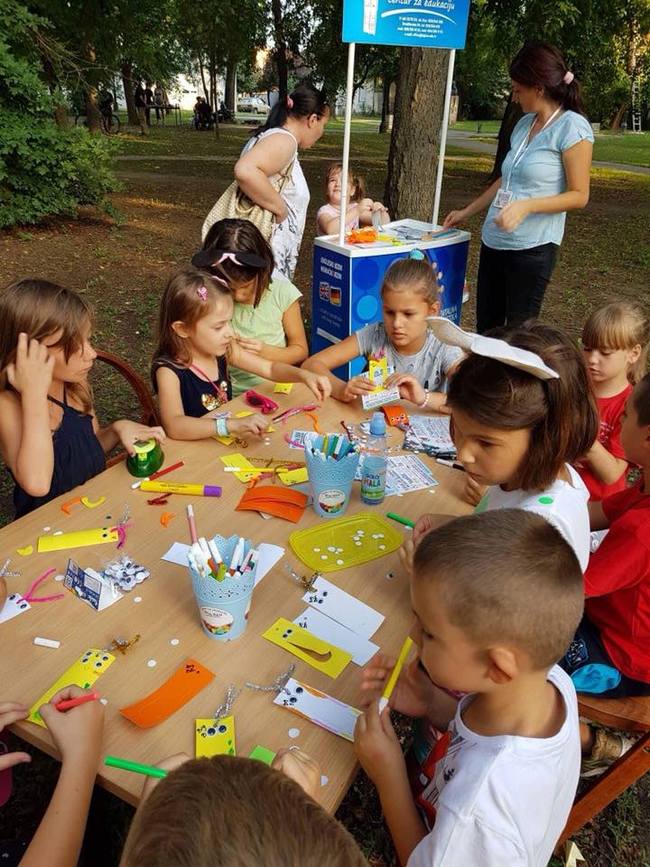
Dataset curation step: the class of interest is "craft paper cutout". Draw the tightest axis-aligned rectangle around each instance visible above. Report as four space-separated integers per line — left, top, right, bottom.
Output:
361 356 400 410
273 677 361 742
61 496 82 515
120 659 215 728
160 511 175 527
294 608 379 666
249 745 276 764
28 648 115 726
273 382 293 394
236 486 308 523
303 576 385 639
262 617 352 678
81 496 106 509
277 467 309 486
0 593 31 624
37 527 120 553
426 317 560 380
16 545 33 557
195 715 236 757
220 453 263 482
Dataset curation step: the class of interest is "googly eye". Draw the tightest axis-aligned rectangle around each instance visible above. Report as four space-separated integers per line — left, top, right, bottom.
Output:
218 725 227 733
207 727 216 736
295 686 304 695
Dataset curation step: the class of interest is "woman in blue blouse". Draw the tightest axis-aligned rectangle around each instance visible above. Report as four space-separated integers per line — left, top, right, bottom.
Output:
445 42 594 333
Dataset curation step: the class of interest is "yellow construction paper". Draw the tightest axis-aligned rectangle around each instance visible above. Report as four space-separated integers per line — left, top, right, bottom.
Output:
16 545 33 557
262 617 352 678
37 527 119 553
219 453 262 482
277 467 309 486
81 496 106 509
368 357 389 392
195 715 236 757
273 383 294 394
28 648 115 726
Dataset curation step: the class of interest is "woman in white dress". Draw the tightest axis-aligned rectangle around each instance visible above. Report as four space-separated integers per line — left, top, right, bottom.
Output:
234 83 330 280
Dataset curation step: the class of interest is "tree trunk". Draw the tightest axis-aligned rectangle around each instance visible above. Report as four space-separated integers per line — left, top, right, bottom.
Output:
271 0 288 102
225 63 237 113
611 103 628 130
489 94 522 182
379 75 394 133
121 61 138 125
384 48 448 220
198 56 210 103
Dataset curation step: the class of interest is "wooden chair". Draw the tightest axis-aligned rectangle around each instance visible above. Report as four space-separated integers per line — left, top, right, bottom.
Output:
95 350 160 467
559 694 650 844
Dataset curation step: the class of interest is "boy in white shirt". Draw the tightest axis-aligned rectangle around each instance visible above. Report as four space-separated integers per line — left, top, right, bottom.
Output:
355 509 583 867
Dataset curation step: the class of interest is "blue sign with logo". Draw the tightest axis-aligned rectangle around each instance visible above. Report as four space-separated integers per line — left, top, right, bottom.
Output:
342 0 470 49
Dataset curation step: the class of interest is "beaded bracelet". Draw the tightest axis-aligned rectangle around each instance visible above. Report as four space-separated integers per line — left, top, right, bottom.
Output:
214 416 229 437
417 392 430 409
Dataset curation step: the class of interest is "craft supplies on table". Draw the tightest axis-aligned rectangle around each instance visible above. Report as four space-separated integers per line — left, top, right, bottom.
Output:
140 481 222 497
126 438 165 478
37 526 121 553
274 677 361 742
55 690 99 712
28 649 115 727
356 454 438 497
236 487 308 523
131 459 184 490
262 617 353 678
120 659 215 728
386 512 415 529
289 514 401 573
195 716 236 757
105 756 168 779
402 414 456 458
304 433 361 519
302 575 385 638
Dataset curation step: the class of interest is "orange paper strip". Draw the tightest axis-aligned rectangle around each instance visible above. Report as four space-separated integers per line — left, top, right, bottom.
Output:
119 659 215 728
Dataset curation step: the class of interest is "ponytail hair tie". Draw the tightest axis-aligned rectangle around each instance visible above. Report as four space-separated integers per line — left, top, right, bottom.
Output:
563 70 574 85
287 95 294 109
409 249 425 261
196 286 208 302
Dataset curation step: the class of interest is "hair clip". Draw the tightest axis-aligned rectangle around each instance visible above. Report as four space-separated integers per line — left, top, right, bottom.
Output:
563 70 574 84
426 317 560 381
409 249 425 261
191 248 267 271
197 286 208 302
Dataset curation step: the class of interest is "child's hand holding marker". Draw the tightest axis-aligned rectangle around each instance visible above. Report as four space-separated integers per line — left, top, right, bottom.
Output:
40 686 104 764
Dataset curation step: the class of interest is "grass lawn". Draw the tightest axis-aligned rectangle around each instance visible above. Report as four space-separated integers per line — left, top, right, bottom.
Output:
0 120 649 867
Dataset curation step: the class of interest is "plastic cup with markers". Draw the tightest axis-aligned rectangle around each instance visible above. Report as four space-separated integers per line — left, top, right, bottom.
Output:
304 434 361 519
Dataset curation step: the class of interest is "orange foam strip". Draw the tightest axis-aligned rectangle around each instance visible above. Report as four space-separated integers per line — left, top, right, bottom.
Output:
61 496 82 515
119 659 215 728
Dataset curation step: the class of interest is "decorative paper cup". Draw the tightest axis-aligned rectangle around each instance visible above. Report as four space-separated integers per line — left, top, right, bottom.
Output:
188 534 256 642
304 435 360 519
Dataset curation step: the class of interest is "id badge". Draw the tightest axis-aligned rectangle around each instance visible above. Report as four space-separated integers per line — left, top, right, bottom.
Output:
494 188 513 209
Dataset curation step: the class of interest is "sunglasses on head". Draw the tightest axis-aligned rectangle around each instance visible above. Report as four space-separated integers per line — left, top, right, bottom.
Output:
192 248 268 271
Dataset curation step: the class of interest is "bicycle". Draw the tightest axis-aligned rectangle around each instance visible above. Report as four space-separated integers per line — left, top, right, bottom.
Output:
74 111 121 134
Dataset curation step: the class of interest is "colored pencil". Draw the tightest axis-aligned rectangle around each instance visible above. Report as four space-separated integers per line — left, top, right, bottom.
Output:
379 637 414 712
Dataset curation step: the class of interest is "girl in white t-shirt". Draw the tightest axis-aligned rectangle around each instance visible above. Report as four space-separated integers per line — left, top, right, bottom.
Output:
414 320 599 570
316 162 390 236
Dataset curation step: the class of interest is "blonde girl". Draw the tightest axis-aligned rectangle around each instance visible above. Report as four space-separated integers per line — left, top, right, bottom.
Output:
303 253 462 410
317 163 389 236
0 279 165 518
578 301 649 500
153 268 330 440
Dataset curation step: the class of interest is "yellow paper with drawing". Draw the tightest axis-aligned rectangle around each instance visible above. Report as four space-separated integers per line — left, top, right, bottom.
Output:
28 649 115 726
262 617 352 678
37 527 119 553
195 715 236 757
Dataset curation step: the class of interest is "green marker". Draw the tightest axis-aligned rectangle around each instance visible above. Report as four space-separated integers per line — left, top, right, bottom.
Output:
105 755 168 779
386 512 415 529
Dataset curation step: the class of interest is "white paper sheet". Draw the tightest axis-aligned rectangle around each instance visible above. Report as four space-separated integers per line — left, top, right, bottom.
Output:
0 593 31 624
273 677 361 742
294 607 379 666
302 576 384 639
162 541 284 586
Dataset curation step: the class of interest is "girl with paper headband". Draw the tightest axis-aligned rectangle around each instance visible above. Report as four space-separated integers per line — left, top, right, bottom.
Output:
0 279 165 518
413 318 598 571
152 267 330 441
302 252 463 411
194 219 308 397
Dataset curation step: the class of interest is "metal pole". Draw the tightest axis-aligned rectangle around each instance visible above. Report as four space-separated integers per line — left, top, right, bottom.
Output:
432 48 456 226
338 42 356 246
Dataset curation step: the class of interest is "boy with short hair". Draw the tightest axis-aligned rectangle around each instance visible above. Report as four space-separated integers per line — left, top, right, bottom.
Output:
120 750 368 867
560 372 650 771
355 509 584 867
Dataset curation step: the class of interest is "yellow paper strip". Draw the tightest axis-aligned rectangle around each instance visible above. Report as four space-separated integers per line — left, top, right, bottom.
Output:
37 527 119 553
28 648 115 726
195 715 236 757
219 453 262 483
262 617 352 678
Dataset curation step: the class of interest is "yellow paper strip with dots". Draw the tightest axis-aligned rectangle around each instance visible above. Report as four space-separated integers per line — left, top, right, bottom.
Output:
37 527 119 553
195 715 236 757
28 649 115 727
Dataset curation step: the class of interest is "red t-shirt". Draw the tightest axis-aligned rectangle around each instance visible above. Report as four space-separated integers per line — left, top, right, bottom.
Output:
584 479 650 682
578 384 632 501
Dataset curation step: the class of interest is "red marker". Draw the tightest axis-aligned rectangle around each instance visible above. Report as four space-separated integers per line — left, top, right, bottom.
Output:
55 690 99 712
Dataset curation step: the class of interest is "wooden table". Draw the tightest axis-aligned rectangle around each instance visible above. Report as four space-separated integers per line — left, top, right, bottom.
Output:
1 385 470 810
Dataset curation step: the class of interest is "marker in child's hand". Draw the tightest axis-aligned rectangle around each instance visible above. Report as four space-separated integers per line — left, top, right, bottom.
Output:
386 512 415 529
55 690 99 712
379 637 414 712
104 755 168 779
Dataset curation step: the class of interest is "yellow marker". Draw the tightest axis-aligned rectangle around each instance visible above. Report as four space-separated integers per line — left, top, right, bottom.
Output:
195 715 236 757
379 636 414 712
37 527 119 553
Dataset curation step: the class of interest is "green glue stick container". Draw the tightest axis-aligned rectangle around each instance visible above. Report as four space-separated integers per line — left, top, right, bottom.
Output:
126 438 165 478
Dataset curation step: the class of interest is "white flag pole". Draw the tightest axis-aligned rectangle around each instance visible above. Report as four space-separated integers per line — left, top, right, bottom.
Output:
432 48 456 227
339 42 356 246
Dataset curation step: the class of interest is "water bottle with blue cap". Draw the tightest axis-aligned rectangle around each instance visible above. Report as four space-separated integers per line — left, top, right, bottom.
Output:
361 412 388 505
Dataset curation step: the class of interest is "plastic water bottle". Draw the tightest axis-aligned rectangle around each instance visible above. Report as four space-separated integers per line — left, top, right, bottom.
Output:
361 412 388 505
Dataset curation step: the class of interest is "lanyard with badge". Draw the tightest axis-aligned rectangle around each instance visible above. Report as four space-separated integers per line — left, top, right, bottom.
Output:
493 107 561 209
